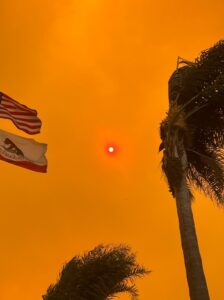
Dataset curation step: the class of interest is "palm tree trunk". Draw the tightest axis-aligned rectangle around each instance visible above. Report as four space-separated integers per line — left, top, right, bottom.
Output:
174 176 210 300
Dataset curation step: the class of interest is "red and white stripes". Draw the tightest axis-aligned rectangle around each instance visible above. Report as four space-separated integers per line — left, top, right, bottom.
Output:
0 92 42 134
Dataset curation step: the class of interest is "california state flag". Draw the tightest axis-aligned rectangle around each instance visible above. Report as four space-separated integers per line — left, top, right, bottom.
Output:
0 129 47 172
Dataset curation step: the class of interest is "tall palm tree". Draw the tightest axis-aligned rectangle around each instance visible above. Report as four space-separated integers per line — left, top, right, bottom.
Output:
42 244 149 300
160 40 224 300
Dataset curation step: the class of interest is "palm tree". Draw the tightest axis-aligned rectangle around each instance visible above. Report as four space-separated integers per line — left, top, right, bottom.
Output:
42 244 149 300
160 40 224 300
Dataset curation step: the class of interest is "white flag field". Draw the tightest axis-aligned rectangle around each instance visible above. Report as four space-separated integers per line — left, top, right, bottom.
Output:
0 92 47 172
0 129 47 172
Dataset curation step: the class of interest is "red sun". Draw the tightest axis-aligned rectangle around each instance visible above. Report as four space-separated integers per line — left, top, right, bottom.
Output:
105 144 118 155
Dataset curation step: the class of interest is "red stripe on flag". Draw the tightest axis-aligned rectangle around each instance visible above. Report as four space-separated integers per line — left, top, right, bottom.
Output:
0 109 41 124
0 153 47 172
2 100 37 114
1 93 38 114
0 115 41 134
0 92 42 134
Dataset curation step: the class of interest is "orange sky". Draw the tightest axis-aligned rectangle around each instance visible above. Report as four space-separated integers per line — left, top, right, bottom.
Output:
0 1 224 299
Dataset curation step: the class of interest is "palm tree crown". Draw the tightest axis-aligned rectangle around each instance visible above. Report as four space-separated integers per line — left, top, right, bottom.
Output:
43 244 149 300
159 40 224 299
160 40 224 203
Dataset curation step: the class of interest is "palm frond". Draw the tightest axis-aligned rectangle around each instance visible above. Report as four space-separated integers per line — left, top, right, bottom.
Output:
43 244 149 300
108 283 139 300
187 149 224 204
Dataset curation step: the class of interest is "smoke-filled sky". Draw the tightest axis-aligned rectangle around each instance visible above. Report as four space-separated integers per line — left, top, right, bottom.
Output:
0 1 224 299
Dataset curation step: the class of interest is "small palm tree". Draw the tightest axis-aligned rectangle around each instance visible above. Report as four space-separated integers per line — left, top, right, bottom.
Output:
160 40 224 300
43 244 149 300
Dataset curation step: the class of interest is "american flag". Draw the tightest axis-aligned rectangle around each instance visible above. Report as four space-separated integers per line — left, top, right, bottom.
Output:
0 92 42 134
